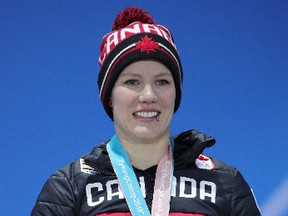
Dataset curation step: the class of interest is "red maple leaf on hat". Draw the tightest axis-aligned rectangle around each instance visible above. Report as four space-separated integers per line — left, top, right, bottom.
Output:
136 35 159 53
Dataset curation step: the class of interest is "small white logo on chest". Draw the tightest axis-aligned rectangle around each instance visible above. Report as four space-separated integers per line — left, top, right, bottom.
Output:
195 154 214 170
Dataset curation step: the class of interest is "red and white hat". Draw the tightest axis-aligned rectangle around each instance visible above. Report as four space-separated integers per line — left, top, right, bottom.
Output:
98 6 183 120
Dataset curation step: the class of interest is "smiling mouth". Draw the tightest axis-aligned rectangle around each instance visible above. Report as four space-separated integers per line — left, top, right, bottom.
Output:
133 111 160 120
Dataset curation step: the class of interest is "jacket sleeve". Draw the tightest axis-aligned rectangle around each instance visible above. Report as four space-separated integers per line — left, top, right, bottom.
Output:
230 171 261 216
31 171 77 216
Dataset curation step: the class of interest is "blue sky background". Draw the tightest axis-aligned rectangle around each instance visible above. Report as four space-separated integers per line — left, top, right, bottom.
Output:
1 1 287 215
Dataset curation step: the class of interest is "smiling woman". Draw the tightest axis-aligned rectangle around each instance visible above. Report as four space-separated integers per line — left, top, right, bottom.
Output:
113 61 175 136
111 60 176 170
31 6 261 216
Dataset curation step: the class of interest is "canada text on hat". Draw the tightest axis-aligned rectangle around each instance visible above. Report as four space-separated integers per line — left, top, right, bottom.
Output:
99 22 177 67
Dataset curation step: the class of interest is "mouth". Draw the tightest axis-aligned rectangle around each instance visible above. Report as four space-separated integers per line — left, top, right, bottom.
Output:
133 111 160 121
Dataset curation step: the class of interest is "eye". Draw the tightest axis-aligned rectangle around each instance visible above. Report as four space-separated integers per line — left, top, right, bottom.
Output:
155 79 170 86
124 79 140 86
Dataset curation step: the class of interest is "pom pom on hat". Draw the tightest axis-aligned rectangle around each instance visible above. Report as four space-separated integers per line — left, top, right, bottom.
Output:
112 6 155 30
98 6 183 120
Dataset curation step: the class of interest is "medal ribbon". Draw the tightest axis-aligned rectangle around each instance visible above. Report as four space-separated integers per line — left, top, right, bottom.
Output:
107 134 174 216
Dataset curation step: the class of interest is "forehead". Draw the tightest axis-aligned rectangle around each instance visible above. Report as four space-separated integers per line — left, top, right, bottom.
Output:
120 60 172 76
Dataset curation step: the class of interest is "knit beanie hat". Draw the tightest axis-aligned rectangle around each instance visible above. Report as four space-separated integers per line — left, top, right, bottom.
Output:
98 6 183 120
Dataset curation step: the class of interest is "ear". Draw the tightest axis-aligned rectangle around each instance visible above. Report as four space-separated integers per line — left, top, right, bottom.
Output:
108 100 112 107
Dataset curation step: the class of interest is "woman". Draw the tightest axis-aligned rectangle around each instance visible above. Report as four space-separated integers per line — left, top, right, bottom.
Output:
31 6 261 215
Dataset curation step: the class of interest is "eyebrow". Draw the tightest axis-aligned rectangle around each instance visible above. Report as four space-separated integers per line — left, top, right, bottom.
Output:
120 72 173 78
155 72 173 77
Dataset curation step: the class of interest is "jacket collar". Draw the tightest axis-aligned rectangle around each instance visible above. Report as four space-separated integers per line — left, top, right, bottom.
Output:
84 129 215 173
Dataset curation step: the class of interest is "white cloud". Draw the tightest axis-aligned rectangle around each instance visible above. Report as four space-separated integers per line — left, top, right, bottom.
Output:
261 176 288 216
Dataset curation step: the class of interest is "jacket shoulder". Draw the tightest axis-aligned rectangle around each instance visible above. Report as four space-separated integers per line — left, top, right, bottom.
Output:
31 142 109 215
54 142 109 179
211 157 237 176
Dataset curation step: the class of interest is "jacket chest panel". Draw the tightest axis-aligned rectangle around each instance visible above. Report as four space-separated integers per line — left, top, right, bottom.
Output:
78 170 231 215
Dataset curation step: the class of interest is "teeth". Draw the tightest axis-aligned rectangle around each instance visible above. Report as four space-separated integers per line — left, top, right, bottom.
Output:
134 111 158 118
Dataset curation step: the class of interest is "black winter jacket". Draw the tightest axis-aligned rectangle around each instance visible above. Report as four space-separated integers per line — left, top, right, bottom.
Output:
31 130 261 216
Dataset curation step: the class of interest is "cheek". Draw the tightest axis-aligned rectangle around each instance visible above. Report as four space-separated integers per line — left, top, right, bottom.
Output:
161 90 176 108
112 88 136 108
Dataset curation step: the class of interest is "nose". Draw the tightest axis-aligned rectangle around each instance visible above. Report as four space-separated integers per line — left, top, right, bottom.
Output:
139 85 157 104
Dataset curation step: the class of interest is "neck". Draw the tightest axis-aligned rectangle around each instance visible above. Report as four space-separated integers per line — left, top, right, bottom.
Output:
117 135 170 170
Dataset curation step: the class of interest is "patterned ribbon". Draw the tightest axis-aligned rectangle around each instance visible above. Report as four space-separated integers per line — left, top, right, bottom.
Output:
107 134 174 216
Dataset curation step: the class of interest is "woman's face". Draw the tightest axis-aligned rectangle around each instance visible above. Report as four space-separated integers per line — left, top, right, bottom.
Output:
111 60 176 143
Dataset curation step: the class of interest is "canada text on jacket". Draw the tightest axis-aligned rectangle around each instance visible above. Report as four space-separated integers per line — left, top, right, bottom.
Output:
86 176 216 207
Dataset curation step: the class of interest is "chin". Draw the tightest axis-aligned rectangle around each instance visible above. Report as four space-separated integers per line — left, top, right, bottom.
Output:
133 127 156 137
133 127 167 141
